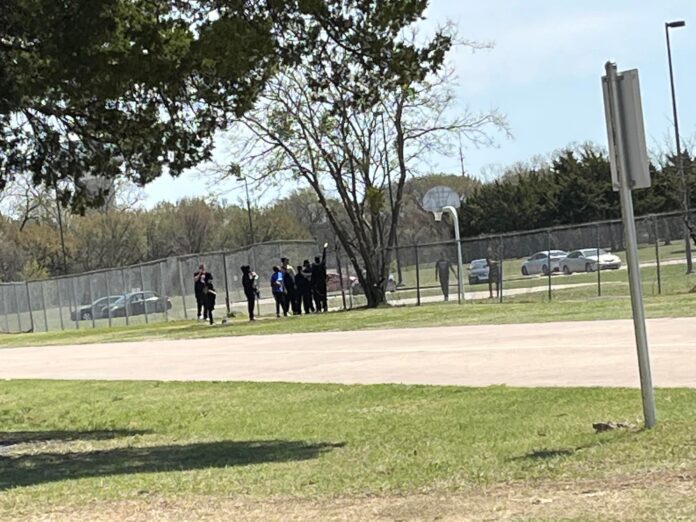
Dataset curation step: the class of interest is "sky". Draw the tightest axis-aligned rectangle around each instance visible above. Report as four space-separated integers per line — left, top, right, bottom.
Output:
142 0 696 207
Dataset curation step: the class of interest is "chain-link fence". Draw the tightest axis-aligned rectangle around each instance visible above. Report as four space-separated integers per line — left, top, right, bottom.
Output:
2 212 695 333
383 210 695 307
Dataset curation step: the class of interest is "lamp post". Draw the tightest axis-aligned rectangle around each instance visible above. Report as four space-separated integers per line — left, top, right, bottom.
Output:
243 176 255 245
665 20 692 273
435 206 465 303
379 112 403 285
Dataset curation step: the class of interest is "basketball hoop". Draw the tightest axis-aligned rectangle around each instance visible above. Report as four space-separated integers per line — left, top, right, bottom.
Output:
421 185 465 304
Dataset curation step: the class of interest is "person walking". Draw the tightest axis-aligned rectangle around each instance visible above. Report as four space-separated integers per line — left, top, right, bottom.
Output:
270 266 287 317
311 243 328 312
193 263 213 321
202 282 217 325
241 265 259 321
434 252 457 301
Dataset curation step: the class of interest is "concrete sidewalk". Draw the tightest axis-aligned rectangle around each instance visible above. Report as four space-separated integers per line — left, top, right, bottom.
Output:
1 317 694 387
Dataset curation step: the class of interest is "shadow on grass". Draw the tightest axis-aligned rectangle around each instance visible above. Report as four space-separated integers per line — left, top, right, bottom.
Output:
520 448 575 460
0 429 151 446
0 439 345 491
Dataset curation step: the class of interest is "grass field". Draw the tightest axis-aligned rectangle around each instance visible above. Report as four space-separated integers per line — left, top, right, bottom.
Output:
0 381 694 520
2 291 696 348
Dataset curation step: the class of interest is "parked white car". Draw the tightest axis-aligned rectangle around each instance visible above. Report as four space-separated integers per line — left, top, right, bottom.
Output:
468 259 490 285
560 249 622 274
521 250 568 276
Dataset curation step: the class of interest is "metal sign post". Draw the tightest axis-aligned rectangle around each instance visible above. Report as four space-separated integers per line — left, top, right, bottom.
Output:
602 62 656 428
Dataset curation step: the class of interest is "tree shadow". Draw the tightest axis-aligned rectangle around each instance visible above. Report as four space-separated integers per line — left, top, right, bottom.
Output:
0 429 151 446
0 439 345 491
517 448 575 460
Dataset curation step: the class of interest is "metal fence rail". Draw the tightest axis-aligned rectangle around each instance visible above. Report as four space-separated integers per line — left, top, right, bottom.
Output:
0 211 694 334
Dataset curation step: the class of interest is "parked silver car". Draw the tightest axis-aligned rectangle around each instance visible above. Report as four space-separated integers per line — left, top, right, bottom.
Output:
560 249 622 274
521 250 568 276
468 259 490 285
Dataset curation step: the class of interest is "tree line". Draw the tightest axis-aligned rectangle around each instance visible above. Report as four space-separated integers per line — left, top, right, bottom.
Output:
1 145 693 284
458 144 695 237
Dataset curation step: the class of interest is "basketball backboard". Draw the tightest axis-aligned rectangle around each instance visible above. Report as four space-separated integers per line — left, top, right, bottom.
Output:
422 186 461 219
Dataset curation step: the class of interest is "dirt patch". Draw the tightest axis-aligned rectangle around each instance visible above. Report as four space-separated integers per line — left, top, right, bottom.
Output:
10 472 695 521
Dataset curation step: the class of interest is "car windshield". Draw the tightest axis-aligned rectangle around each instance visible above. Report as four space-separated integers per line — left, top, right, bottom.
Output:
470 260 486 268
550 250 567 256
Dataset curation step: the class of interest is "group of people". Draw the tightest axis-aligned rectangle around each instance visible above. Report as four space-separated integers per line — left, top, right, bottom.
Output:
270 244 328 318
192 244 329 325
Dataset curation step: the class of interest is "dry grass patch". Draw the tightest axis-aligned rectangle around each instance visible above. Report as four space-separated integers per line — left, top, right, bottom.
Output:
13 472 695 521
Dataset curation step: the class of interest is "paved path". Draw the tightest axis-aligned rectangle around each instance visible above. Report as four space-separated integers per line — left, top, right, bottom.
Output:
1 318 694 387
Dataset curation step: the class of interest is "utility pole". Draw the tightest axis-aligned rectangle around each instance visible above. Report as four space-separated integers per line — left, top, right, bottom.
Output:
52 174 68 273
380 112 403 285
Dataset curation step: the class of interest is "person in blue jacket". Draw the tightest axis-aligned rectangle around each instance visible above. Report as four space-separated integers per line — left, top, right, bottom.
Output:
270 266 287 318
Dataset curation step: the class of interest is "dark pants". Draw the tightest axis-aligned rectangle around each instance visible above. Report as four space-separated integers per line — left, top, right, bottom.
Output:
313 286 327 312
245 293 255 321
274 293 286 317
291 290 302 315
302 289 315 314
286 288 298 315
206 308 214 325
196 293 209 319
439 278 449 300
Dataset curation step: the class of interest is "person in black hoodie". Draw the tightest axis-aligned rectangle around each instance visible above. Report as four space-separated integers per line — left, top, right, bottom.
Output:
311 243 328 312
295 265 309 315
240 265 259 321
300 260 315 313
193 263 213 321
203 282 217 325
280 257 297 315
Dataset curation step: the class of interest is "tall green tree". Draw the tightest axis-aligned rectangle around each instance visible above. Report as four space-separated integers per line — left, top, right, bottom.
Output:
0 0 308 210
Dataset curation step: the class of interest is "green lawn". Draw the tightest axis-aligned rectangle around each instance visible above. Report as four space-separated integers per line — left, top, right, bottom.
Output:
2 292 696 348
0 381 694 520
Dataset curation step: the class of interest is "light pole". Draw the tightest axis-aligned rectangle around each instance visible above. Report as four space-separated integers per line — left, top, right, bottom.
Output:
665 20 692 273
243 176 255 245
435 206 465 303
379 112 403 285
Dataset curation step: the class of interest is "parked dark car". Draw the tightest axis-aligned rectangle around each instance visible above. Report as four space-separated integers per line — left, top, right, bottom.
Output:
108 291 172 317
70 295 123 321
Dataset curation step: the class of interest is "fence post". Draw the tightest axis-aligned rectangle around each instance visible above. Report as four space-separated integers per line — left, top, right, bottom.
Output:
222 253 231 316
546 230 552 301
499 236 504 303
139 264 149 324
56 280 65 331
13 284 23 332
653 216 662 295
105 272 113 328
596 225 602 297
177 258 188 320
2 286 9 332
415 244 421 306
70 277 80 329
160 261 169 322
346 259 353 310
336 247 347 310
40 281 49 332
25 282 35 332
88 276 96 328
121 269 130 326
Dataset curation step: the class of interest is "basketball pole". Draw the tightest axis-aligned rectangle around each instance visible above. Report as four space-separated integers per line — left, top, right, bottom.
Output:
442 206 465 304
